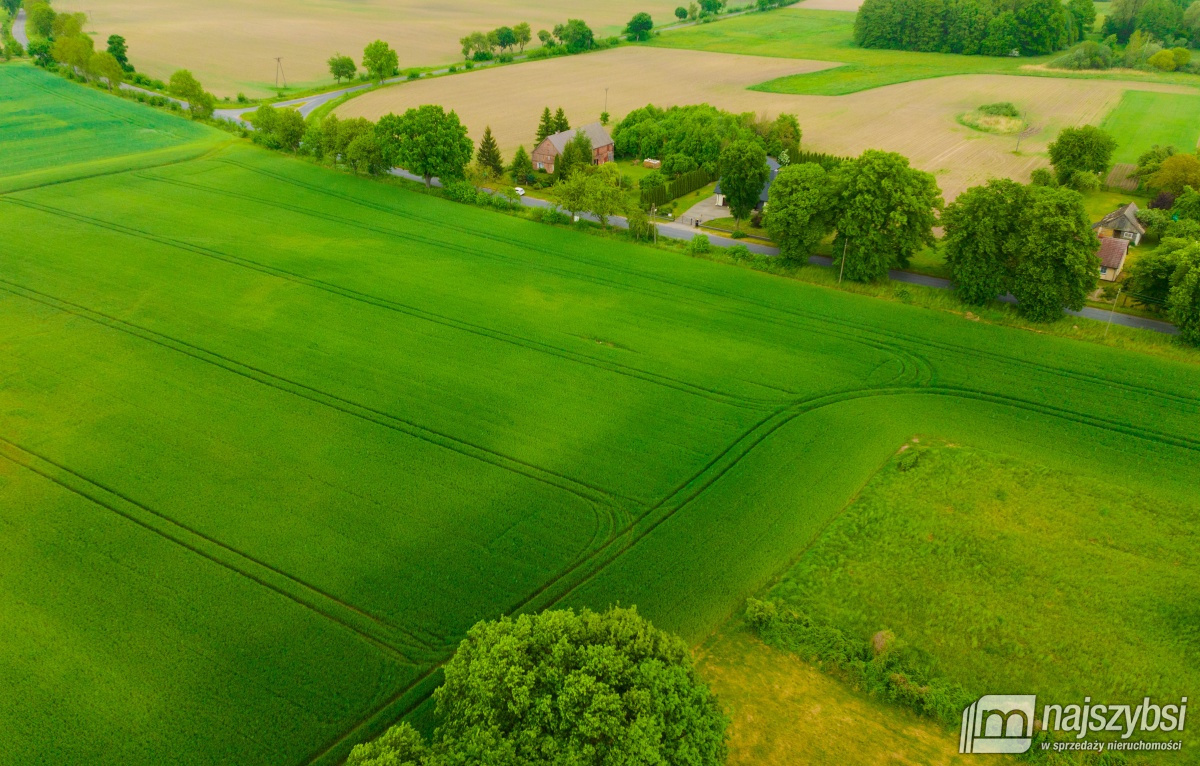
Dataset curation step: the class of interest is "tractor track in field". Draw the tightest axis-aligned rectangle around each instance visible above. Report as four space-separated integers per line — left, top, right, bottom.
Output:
0 277 631 513
187 160 1200 410
5 192 784 412
0 437 441 659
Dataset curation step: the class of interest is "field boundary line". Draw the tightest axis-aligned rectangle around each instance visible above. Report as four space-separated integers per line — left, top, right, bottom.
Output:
0 437 438 659
0 277 628 517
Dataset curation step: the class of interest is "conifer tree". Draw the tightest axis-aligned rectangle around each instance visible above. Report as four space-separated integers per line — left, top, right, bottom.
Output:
553 107 570 133
477 126 504 177
536 107 556 144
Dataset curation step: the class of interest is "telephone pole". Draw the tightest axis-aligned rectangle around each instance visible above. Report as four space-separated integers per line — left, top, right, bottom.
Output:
275 58 287 89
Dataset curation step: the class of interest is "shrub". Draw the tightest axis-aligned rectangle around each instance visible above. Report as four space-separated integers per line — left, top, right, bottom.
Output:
1052 40 1114 69
1147 49 1178 70
978 101 1020 117
626 208 655 241
663 152 699 177
726 244 751 259
1069 169 1101 192
443 180 481 204
686 234 711 254
1173 47 1192 68
639 170 666 191
1151 191 1177 209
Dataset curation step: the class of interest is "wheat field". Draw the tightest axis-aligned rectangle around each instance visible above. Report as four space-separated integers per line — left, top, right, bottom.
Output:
337 46 1194 199
53 0 669 96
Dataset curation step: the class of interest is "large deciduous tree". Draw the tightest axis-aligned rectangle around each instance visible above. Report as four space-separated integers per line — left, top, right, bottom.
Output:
168 69 215 119
346 607 727 766
1047 125 1117 184
89 50 124 89
718 140 770 227
513 22 532 52
625 12 654 41
378 105 474 186
1167 243 1200 345
1009 186 1098 321
942 179 1029 305
763 162 833 262
106 34 132 71
1149 153 1200 194
362 39 398 83
828 149 943 282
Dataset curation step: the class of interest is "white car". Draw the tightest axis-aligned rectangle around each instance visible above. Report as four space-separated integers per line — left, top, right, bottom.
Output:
514 187 526 196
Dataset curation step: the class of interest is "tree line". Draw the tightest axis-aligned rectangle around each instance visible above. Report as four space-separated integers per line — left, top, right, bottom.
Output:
853 0 1092 55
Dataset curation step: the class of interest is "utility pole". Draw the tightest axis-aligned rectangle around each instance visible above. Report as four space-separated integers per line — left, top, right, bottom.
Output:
1104 286 1123 339
275 57 287 89
838 238 848 284
1015 111 1029 152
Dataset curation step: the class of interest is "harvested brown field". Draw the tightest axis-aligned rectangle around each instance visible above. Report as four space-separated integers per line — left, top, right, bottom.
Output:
54 0 664 97
796 0 866 11
336 46 1193 199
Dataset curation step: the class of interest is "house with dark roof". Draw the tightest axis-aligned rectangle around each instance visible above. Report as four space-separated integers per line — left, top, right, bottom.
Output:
531 123 614 174
715 157 781 213
1092 202 1145 246
1096 236 1129 282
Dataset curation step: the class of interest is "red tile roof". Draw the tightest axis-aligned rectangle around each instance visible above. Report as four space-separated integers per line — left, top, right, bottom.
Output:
1096 236 1129 269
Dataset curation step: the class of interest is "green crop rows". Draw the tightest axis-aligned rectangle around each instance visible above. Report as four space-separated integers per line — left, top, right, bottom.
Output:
2 63 1200 764
1101 89 1200 163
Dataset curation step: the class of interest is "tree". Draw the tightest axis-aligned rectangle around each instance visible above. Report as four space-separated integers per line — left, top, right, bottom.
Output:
460 31 489 60
89 50 124 90
510 145 534 184
625 12 654 41
1047 125 1117 184
514 22 532 52
362 40 398 84
763 163 833 262
168 69 215 119
556 18 595 52
1069 0 1097 32
557 131 593 181
1014 0 1069 55
1149 153 1200 194
51 11 86 39
1010 186 1098 322
493 25 517 53
942 179 1030 305
536 107 556 144
828 150 943 282
700 0 723 14
688 1 700 20
28 38 53 67
1137 0 1183 41
345 131 386 175
328 53 356 83
1168 245 1200 345
718 140 769 227
476 126 504 178
378 105 474 186
106 34 131 71
27 3 55 39
52 34 93 73
553 107 570 133
586 164 627 229
274 109 307 151
350 608 726 766
556 170 593 220
675 6 689 20
1136 144 1176 181
1124 238 1186 311
537 29 553 47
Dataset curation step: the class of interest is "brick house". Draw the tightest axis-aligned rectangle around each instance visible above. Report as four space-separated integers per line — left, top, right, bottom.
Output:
531 123 614 174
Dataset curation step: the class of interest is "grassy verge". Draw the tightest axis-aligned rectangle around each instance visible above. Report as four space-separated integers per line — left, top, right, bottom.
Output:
651 8 1200 96
696 626 985 766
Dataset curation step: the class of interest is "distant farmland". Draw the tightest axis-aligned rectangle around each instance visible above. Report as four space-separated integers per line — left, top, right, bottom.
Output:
4 64 1200 765
336 46 1193 199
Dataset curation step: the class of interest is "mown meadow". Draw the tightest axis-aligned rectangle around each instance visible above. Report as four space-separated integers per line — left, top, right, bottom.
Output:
3 63 1200 764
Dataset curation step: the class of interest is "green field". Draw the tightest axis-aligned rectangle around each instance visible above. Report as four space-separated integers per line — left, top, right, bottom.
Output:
1101 89 1200 163
4 63 1200 764
651 8 1200 95
762 442 1200 753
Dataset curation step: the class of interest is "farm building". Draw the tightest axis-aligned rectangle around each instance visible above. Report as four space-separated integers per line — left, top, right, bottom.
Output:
531 123 614 174
715 157 781 212
1096 236 1129 282
1092 202 1145 246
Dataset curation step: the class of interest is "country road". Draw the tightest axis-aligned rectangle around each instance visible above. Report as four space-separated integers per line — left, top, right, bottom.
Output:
11 7 27 47
388 170 1176 336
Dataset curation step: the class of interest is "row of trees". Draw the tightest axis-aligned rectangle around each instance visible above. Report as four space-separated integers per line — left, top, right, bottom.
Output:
326 40 401 85
345 608 727 766
21 1 131 92
459 22 533 60
612 104 801 178
854 0 1091 56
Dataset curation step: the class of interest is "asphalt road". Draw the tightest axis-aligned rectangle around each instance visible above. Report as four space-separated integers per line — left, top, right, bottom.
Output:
11 8 27 47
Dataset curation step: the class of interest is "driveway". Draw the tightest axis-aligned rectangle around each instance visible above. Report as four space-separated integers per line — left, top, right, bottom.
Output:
677 194 726 226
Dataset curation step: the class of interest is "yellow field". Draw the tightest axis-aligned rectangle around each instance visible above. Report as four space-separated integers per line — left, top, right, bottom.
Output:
55 0 665 97
337 46 1193 198
697 629 999 766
